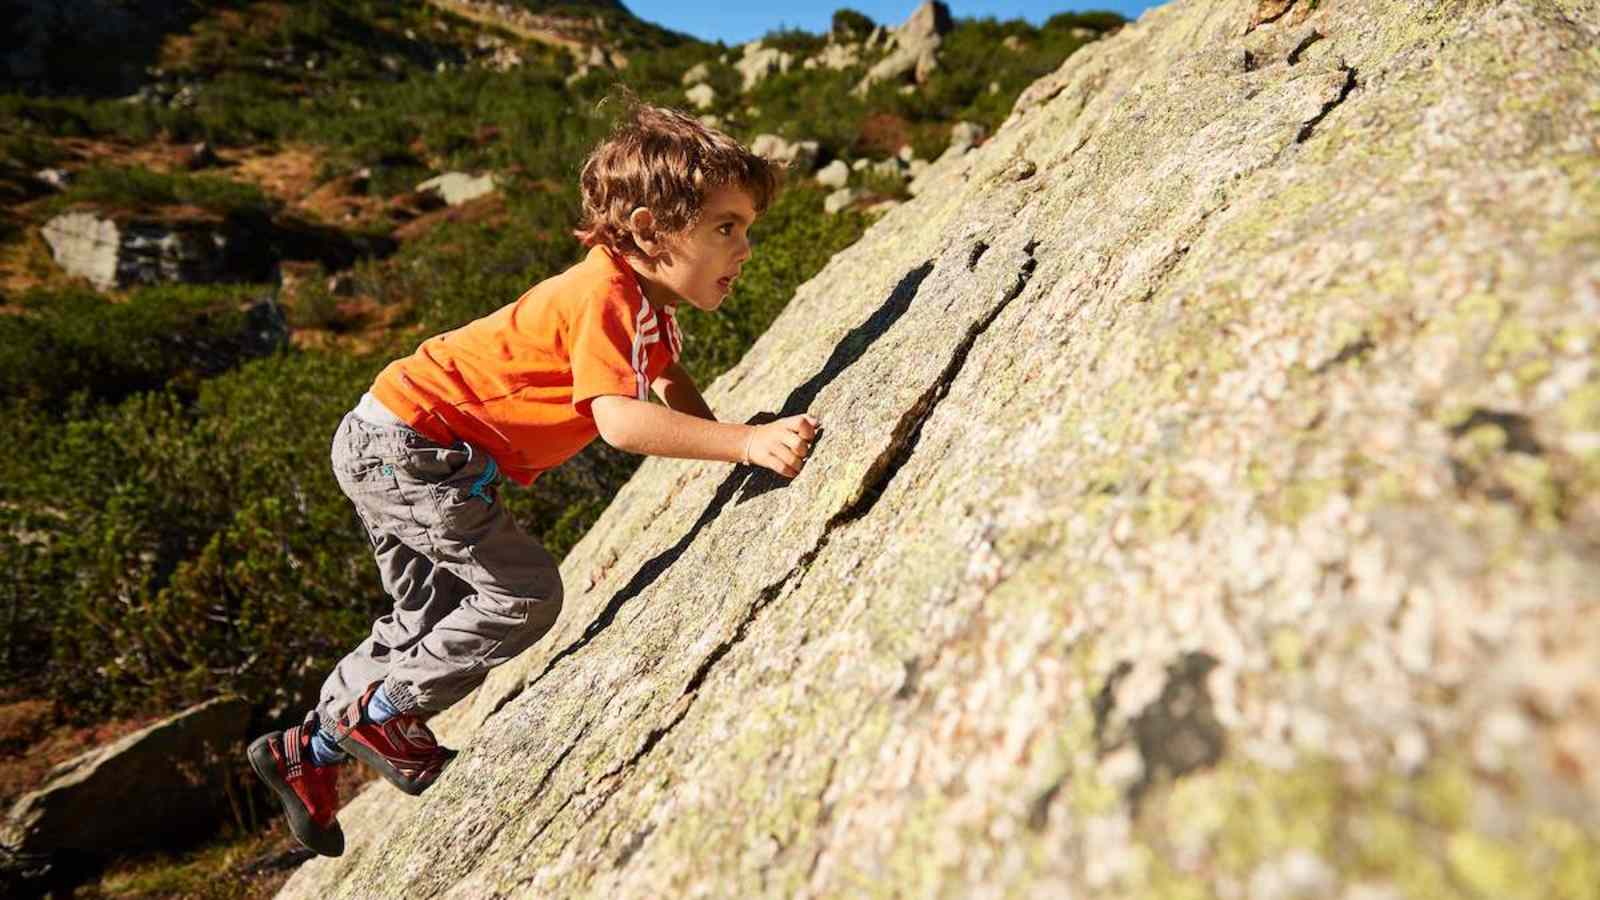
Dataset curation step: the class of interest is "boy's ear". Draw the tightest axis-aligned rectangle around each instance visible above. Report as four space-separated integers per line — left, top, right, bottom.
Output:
628 207 659 257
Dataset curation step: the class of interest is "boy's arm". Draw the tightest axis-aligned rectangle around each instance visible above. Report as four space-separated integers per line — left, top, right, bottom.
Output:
650 360 715 421
591 394 817 477
592 395 743 461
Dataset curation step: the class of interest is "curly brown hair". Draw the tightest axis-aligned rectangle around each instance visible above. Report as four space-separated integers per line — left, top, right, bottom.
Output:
574 99 782 257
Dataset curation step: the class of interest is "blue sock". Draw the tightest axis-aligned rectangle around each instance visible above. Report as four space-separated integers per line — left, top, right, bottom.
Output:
308 722 347 767
367 682 403 724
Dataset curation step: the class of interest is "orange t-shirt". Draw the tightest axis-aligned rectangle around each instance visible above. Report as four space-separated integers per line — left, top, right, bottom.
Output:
370 245 683 485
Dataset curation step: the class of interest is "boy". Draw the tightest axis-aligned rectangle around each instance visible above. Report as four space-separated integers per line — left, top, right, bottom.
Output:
248 102 819 857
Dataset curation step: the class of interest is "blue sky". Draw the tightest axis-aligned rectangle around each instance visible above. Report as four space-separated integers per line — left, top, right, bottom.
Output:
623 1 1164 46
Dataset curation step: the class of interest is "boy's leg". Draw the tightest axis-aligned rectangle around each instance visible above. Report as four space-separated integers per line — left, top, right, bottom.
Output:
315 516 475 733
326 414 564 720
374 446 564 715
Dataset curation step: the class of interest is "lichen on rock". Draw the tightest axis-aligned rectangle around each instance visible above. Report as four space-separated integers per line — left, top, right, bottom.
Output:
279 1 1600 896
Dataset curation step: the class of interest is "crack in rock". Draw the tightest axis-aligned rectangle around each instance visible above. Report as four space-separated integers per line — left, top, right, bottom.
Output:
520 262 937 698
1287 29 1325 65
1295 62 1357 143
839 241 1039 524
518 244 1045 862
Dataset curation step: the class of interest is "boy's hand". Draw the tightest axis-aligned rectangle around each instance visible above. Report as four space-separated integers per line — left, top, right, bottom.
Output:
744 415 819 478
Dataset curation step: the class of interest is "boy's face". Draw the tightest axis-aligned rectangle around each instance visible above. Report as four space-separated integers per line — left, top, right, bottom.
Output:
634 184 757 312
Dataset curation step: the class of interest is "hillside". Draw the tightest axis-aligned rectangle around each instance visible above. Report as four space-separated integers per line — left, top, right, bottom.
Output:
279 0 1600 896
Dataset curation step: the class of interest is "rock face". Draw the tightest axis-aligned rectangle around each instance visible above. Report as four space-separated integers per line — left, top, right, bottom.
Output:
283 1 1600 896
43 211 229 290
2 696 249 857
856 0 955 93
735 41 794 91
41 208 393 290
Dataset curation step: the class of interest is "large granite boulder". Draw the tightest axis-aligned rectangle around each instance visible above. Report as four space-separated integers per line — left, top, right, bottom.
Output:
42 210 227 290
283 0 1600 896
2 696 250 858
749 134 821 174
40 208 393 291
856 0 955 93
735 40 794 92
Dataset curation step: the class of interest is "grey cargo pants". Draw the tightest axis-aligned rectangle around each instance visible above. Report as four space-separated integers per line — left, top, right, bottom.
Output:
318 406 563 733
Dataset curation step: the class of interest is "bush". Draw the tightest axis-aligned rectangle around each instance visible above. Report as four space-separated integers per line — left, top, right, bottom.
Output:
0 284 279 411
4 351 381 716
832 9 877 40
44 165 277 217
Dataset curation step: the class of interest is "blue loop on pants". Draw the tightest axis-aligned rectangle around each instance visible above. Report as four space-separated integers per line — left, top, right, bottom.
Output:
468 457 498 505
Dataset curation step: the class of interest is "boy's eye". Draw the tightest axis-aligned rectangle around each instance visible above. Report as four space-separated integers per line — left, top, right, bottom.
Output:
718 224 733 235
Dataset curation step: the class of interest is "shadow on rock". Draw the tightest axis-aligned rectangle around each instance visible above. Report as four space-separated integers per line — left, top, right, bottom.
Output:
530 259 936 684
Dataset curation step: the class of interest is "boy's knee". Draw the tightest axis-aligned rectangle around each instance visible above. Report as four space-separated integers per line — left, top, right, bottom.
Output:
503 578 563 650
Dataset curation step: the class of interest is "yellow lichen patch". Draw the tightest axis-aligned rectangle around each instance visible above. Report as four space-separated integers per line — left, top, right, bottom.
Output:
1131 755 1600 898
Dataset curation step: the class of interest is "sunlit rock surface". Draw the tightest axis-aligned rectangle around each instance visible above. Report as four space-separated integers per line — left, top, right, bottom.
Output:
282 0 1600 896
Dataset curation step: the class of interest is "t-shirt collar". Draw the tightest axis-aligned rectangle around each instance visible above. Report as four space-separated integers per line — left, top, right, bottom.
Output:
592 245 683 362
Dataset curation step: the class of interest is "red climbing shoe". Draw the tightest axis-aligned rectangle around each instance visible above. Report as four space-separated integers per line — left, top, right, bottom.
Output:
333 681 456 796
247 711 345 857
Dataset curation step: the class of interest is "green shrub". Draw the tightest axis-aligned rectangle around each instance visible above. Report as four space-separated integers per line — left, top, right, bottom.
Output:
832 9 878 40
0 284 278 411
756 27 827 57
45 165 277 217
6 351 381 716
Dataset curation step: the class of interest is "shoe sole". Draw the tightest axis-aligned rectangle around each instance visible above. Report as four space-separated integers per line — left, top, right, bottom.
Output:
336 732 456 796
248 734 346 857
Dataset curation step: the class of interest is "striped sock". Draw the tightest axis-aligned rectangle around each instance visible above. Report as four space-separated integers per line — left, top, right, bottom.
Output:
308 723 347 767
367 682 403 724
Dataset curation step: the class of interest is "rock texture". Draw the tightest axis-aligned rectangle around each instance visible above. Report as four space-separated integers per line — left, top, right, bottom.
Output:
284 0 1600 896
43 210 229 290
856 0 955 93
416 172 499 207
42 208 393 290
2 696 249 856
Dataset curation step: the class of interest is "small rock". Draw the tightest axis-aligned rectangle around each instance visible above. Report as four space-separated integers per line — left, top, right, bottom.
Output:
175 141 218 171
815 160 850 189
824 187 857 214
750 135 819 173
327 272 357 296
415 172 497 206
736 42 793 91
950 121 989 150
686 83 716 110
34 168 71 191
682 62 711 86
870 158 907 180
